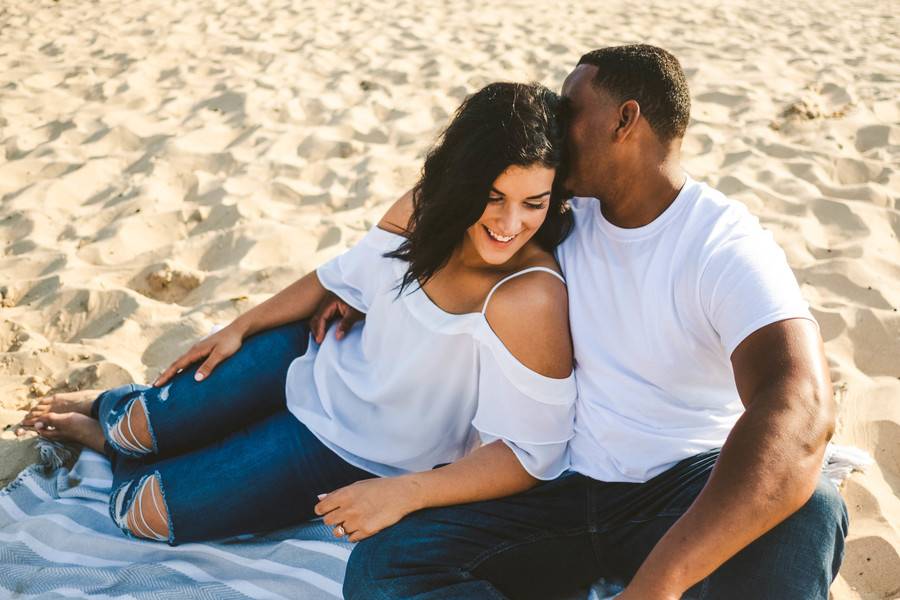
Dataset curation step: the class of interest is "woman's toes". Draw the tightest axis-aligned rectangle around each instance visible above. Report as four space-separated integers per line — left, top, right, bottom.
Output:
34 412 105 452
23 404 50 422
37 427 61 440
22 414 44 426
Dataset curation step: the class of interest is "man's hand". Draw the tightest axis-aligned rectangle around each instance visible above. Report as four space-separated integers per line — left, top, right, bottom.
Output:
309 292 364 343
314 476 424 542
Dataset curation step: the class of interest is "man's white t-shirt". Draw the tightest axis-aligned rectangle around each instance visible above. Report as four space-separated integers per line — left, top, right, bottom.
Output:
557 174 815 483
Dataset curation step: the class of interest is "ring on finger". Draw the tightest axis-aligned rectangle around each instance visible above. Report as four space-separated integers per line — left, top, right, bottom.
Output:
334 524 346 537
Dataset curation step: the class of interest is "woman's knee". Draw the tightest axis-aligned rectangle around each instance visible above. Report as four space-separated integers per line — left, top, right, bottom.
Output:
111 472 172 543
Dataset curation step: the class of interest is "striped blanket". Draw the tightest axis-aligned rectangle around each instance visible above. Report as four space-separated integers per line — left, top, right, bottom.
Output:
0 448 354 599
1 443 870 599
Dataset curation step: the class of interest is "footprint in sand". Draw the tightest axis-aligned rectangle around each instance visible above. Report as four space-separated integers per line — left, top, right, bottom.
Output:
0 320 30 352
842 536 900 599
132 264 203 304
848 308 900 377
855 124 898 153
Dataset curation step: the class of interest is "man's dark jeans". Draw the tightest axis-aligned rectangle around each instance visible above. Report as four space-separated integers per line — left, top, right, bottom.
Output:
344 449 848 599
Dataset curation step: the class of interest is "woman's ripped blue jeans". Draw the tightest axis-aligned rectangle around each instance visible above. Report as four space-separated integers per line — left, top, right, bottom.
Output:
91 321 374 545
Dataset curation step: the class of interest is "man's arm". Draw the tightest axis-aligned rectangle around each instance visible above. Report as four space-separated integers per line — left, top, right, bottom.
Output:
622 318 835 598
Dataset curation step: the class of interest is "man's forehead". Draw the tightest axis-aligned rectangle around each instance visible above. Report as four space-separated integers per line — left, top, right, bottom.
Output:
561 64 598 98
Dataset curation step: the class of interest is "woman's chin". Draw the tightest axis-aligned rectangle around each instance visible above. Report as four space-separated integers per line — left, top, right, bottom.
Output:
474 242 521 265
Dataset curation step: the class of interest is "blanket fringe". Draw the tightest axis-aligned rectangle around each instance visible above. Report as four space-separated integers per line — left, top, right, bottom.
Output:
823 443 874 487
35 438 80 472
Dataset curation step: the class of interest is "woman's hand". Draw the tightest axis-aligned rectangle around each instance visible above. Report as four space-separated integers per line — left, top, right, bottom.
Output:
153 323 245 386
309 292 364 343
314 476 425 542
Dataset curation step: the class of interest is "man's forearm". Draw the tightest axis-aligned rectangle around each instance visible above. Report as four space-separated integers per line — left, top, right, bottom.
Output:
233 271 329 338
627 386 833 596
404 441 539 511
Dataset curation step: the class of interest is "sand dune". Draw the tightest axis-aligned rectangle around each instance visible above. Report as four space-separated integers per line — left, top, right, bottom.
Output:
1 0 898 597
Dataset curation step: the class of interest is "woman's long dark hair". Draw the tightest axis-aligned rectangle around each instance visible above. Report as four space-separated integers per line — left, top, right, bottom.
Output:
386 82 572 293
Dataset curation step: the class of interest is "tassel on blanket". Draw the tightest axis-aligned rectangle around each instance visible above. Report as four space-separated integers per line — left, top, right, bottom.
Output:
823 443 874 487
34 437 79 472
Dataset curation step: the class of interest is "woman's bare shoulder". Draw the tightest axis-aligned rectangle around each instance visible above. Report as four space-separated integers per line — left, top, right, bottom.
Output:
376 189 414 236
483 251 572 378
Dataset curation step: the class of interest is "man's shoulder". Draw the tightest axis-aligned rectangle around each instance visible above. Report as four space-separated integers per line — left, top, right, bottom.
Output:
681 178 770 253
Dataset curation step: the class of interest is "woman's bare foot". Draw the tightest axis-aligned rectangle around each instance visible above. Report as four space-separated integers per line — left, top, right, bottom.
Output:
33 412 107 454
16 389 104 436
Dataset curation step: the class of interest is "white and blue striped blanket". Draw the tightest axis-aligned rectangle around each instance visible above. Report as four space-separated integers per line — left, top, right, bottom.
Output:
1 443 870 599
0 447 354 599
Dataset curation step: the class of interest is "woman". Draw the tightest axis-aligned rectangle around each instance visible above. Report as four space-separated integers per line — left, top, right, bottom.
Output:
19 82 576 545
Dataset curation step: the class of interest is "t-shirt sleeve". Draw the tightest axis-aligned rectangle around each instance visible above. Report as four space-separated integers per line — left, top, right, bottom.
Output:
471 331 576 480
315 226 403 313
699 227 815 357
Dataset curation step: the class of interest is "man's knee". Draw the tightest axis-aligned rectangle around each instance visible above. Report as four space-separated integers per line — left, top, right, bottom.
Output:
695 476 849 599
796 477 849 569
758 477 848 579
344 526 411 599
343 511 477 600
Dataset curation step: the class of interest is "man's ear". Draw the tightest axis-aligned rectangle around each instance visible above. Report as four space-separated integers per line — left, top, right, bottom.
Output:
614 99 641 141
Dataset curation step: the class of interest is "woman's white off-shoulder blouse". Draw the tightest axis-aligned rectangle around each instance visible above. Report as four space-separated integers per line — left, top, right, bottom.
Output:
284 226 576 480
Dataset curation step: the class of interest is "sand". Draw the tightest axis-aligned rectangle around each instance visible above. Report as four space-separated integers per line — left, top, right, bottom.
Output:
0 0 897 597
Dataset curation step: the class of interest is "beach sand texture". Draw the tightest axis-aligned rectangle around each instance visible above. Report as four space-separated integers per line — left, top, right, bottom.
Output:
1 0 898 597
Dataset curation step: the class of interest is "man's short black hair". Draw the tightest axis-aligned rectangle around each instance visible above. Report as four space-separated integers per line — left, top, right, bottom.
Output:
578 44 691 143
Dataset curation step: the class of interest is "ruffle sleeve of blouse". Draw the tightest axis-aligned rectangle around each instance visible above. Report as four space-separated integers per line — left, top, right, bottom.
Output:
315 226 404 313
471 326 577 480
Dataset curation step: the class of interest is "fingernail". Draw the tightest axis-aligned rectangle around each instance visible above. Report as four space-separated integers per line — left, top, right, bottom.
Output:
317 494 327 500
35 422 44 429
194 372 204 382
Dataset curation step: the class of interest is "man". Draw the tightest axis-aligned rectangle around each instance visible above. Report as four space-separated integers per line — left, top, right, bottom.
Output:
324 45 848 599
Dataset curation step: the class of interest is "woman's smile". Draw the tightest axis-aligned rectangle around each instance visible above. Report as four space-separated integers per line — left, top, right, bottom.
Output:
483 224 520 244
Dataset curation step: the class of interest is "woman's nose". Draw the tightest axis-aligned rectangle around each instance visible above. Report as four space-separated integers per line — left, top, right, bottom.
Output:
496 206 522 234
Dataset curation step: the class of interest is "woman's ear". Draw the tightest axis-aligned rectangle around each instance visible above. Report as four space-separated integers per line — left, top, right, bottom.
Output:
614 100 641 141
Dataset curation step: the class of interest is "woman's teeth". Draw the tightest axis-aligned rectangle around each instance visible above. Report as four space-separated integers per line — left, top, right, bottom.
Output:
485 226 517 243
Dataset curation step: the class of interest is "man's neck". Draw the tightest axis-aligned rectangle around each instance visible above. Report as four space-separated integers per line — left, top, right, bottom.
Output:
599 157 685 229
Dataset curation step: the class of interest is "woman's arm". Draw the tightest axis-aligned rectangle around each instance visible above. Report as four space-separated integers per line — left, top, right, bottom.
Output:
153 271 329 385
315 440 536 542
231 270 329 339
315 266 574 541
407 439 539 507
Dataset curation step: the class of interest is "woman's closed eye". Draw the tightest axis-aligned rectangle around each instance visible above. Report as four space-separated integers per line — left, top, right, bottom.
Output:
488 197 545 210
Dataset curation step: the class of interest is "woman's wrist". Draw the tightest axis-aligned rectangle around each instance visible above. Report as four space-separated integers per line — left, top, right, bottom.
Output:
230 313 255 339
399 473 429 513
